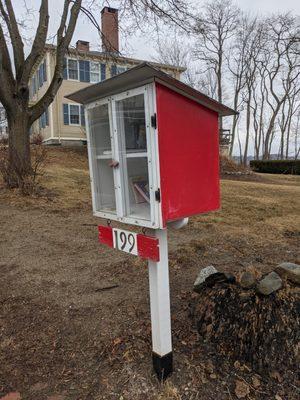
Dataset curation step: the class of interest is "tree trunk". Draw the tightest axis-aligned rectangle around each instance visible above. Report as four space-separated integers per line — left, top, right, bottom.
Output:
229 114 238 156
7 111 31 187
243 91 251 166
263 114 277 159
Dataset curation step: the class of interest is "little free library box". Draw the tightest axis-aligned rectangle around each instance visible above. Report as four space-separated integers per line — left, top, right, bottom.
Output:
67 63 236 229
67 63 236 380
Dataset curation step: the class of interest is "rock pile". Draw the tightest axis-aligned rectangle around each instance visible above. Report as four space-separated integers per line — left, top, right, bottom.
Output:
219 155 252 176
191 263 300 374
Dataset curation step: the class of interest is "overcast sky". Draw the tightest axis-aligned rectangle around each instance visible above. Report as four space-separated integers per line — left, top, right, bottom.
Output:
16 0 299 61
73 0 300 60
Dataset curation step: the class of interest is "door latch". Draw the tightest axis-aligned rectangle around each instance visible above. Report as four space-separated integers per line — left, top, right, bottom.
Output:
151 114 157 129
155 189 161 202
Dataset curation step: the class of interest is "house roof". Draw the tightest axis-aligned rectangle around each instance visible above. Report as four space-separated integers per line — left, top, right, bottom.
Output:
66 63 237 117
44 44 186 73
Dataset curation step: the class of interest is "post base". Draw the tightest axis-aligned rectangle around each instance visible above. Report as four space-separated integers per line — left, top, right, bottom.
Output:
152 351 173 381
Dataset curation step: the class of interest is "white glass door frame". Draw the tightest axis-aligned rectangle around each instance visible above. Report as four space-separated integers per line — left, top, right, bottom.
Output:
85 83 161 229
111 85 153 223
85 97 118 216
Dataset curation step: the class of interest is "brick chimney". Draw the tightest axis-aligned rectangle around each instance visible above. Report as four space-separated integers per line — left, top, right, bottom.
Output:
101 7 119 53
76 40 90 52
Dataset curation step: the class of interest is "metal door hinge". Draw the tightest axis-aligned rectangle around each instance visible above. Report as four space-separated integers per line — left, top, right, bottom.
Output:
155 189 161 202
151 113 157 129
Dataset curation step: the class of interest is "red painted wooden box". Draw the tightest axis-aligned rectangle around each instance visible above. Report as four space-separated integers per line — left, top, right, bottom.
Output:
67 63 236 229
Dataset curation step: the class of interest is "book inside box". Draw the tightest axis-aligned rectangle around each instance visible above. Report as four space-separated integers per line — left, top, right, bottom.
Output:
130 176 150 204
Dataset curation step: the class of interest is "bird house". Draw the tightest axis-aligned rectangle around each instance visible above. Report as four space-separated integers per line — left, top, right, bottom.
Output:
67 63 236 229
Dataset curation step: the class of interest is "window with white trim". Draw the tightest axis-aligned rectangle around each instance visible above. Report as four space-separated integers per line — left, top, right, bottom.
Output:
68 59 79 80
90 61 100 83
69 104 80 125
63 58 107 82
63 103 85 126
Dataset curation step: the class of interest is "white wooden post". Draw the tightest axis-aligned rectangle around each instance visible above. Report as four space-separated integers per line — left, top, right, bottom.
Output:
148 228 173 380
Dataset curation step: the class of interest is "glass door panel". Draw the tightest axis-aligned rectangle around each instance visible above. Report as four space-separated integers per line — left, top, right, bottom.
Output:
116 93 151 221
90 104 112 157
121 94 147 152
88 103 116 213
126 157 150 220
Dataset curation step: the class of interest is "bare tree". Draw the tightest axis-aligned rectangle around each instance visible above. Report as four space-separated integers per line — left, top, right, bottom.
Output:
197 69 218 98
251 69 267 160
193 0 239 131
277 85 300 159
0 0 189 189
0 0 82 187
154 30 198 86
155 6 300 161
285 83 300 158
261 14 300 159
228 15 259 159
292 110 300 159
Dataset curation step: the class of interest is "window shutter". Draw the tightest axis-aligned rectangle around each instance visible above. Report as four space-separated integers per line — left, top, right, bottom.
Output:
63 57 68 79
37 67 40 88
45 109 49 126
86 61 90 82
79 60 90 82
80 105 85 126
39 65 43 87
101 63 106 81
79 60 84 82
111 64 117 77
43 60 47 82
34 71 37 91
63 104 69 125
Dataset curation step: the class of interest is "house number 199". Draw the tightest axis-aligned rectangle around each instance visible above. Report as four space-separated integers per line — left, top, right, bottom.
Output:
112 228 138 255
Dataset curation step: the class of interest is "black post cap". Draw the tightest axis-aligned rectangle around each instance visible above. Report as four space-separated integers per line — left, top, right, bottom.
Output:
152 352 173 381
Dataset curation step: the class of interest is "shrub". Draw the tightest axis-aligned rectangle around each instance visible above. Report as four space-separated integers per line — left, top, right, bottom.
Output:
220 155 251 175
30 133 44 145
250 159 300 175
0 145 47 195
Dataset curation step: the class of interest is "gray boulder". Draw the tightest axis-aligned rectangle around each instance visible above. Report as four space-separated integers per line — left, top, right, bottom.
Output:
240 271 256 289
275 262 300 285
193 266 236 293
256 272 282 295
193 266 218 293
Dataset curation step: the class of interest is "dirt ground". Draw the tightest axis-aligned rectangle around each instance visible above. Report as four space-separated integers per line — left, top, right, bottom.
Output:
0 148 299 400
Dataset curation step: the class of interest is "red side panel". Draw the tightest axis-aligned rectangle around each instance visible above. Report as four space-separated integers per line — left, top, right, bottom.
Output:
155 83 220 226
98 225 113 247
137 234 160 262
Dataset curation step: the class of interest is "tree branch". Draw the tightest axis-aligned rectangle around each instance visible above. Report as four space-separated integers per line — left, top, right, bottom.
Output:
0 0 25 78
29 0 82 124
0 20 15 111
21 0 49 85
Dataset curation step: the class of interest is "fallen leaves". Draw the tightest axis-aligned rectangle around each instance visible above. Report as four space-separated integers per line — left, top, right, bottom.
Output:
251 376 261 389
234 380 250 399
270 371 283 383
113 337 122 346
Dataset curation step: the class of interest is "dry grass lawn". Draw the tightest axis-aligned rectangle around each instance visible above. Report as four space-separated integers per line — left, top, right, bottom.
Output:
0 147 299 400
